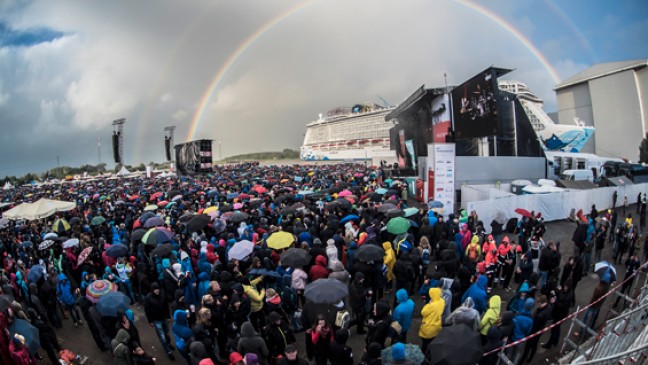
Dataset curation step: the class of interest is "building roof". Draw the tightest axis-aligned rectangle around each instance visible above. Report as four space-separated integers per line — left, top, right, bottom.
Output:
554 59 648 91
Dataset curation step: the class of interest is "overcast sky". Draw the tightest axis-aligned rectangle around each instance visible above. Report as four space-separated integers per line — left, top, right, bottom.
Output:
0 0 646 177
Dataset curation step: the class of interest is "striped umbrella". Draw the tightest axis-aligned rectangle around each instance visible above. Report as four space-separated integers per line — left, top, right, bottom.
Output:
142 227 173 245
51 218 71 233
85 280 116 303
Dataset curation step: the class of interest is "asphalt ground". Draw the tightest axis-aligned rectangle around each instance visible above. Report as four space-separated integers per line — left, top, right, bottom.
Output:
50 205 646 365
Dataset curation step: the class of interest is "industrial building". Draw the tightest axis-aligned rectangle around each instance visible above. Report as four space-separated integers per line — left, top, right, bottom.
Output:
554 59 648 161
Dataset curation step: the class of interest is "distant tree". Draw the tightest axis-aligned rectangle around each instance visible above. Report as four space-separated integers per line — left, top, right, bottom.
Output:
640 133 648 164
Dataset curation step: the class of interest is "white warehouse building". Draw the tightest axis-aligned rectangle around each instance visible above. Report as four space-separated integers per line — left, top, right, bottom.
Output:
554 59 648 161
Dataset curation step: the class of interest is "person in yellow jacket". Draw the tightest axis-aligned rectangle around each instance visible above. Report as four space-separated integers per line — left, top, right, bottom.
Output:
419 287 445 353
242 276 265 331
479 295 501 341
465 235 482 263
383 241 396 284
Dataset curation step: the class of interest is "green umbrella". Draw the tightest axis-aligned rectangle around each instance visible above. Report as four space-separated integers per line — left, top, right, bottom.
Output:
91 216 106 226
387 217 411 235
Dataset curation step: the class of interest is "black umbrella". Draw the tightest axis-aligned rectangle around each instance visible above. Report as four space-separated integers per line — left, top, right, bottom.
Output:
355 244 385 262
378 203 397 213
9 319 40 354
304 278 349 304
178 212 195 222
105 244 129 258
228 212 249 224
187 214 211 233
334 198 352 210
280 248 311 267
0 294 13 312
151 243 174 258
426 323 483 365
96 291 130 317
69 216 81 225
274 194 294 205
281 203 305 216
385 208 405 218
130 228 147 243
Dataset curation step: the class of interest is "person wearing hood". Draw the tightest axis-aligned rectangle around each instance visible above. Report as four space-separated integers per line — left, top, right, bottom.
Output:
498 237 516 291
349 272 369 334
116 309 141 352
237 321 269 363
462 275 488 314
438 278 453 322
479 295 501 342
507 282 531 313
479 326 503 365
419 287 444 353
264 289 284 319
242 276 266 331
161 258 180 302
188 340 209 365
360 342 383 365
345 241 358 272
144 282 175 360
263 311 295 361
446 297 481 331
507 298 534 364
522 295 554 362
393 251 415 295
111 328 132 365
543 280 575 349
55 273 83 327
325 238 340 270
383 241 396 286
28 283 47 321
172 309 194 364
196 272 211 301
392 289 414 342
385 341 415 365
328 261 350 284
309 255 330 281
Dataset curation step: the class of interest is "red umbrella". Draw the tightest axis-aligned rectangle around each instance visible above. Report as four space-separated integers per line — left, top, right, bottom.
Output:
128 195 139 201
157 200 169 207
252 185 267 194
514 208 534 218
77 247 93 266
149 192 163 201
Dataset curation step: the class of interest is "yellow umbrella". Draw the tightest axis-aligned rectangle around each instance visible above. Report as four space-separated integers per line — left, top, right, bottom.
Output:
266 231 294 250
203 206 218 214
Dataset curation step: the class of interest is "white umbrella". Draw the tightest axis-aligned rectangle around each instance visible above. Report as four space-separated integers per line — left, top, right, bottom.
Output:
62 238 80 249
144 205 158 212
43 232 58 240
227 240 255 261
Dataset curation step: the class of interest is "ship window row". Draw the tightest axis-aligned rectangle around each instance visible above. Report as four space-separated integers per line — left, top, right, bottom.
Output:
304 117 393 145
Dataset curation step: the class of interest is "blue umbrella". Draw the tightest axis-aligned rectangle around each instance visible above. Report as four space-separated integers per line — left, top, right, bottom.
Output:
375 188 388 195
27 264 45 283
340 214 360 225
96 291 130 317
249 268 281 278
18 241 32 249
9 319 40 354
143 216 165 228
226 193 239 200
408 219 420 228
428 200 444 209
105 244 129 258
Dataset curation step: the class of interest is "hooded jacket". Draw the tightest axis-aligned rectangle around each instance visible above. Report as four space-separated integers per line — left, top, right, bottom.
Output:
56 274 76 305
243 276 265 313
111 329 132 365
462 275 488 314
144 282 170 323
383 241 396 282
309 255 330 281
439 278 453 321
172 310 194 351
479 326 504 365
507 282 530 313
447 297 481 331
237 322 269 361
392 289 415 332
291 267 308 290
385 342 416 365
511 299 534 341
349 272 367 313
328 261 350 284
480 295 501 335
419 288 444 339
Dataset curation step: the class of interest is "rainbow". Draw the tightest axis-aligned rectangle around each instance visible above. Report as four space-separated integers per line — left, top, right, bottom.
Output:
185 0 315 141
185 0 565 142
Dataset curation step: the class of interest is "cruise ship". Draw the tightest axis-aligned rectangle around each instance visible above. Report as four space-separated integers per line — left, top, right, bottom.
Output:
498 80 594 152
300 103 396 161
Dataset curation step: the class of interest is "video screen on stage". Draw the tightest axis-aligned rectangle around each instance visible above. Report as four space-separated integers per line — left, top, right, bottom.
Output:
391 126 417 174
451 68 499 139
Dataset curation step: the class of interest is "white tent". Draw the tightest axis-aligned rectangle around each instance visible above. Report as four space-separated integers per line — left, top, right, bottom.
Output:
2 182 13 190
2 198 76 220
116 166 131 177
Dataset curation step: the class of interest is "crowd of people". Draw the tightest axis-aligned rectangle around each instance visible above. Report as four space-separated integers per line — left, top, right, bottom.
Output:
0 162 645 365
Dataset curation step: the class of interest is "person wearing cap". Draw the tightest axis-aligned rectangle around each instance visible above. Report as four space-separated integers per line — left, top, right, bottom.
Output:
276 344 308 365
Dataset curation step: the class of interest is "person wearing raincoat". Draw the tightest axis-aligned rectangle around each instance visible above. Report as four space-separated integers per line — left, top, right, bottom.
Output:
446 297 481 331
419 287 445 353
480 295 501 343
382 241 396 285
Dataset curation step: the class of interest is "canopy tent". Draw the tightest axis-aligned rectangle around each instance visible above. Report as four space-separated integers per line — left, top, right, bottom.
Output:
2 182 13 190
115 166 132 177
2 198 76 220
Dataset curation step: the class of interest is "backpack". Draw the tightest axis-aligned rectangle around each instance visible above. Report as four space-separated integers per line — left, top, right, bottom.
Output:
467 244 478 262
335 310 351 329
421 247 431 265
